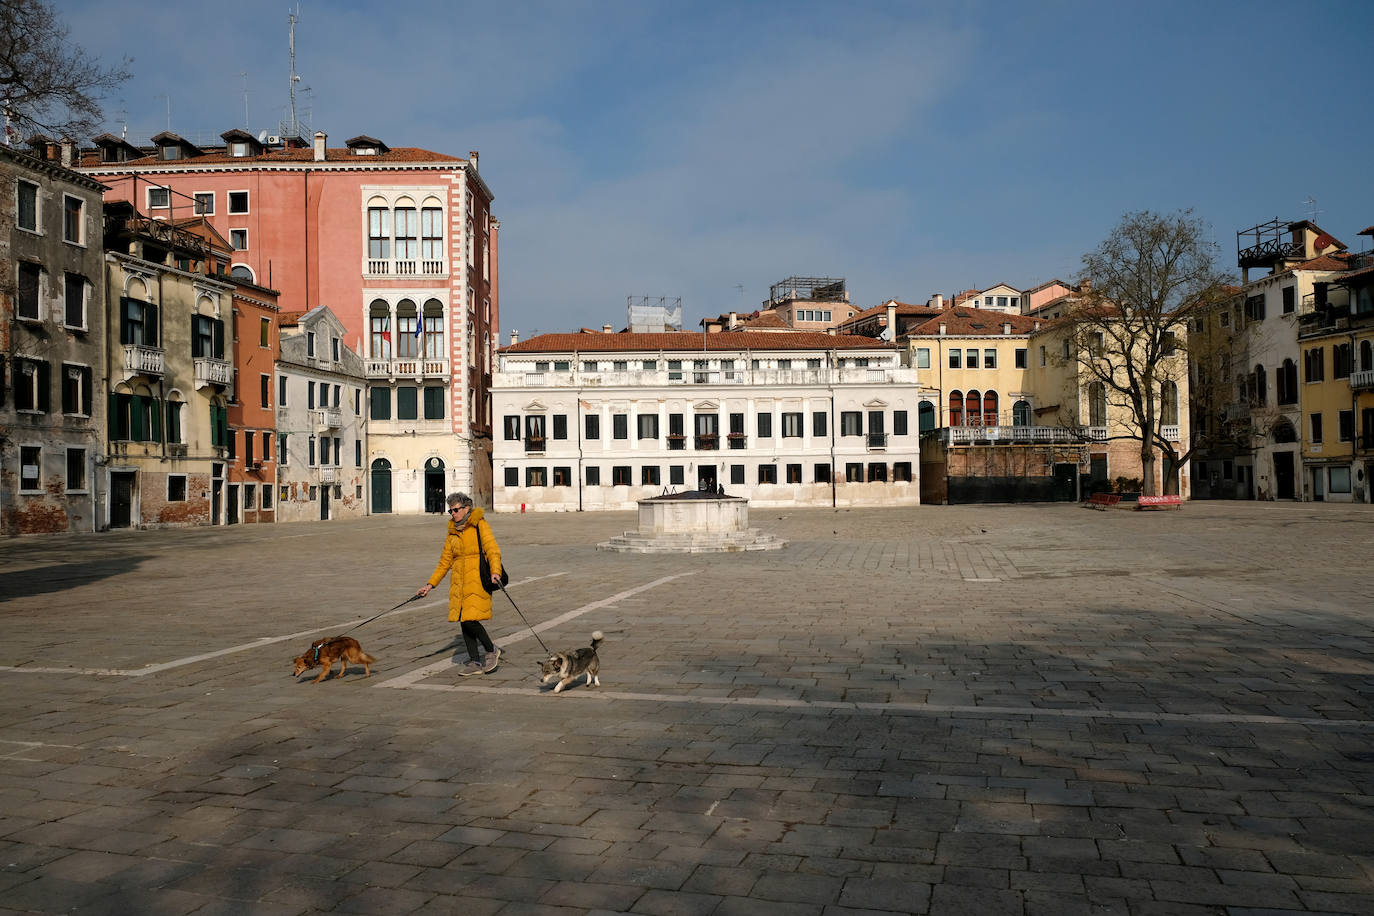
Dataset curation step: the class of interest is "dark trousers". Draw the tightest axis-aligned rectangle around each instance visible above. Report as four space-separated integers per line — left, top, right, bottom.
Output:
460 620 493 661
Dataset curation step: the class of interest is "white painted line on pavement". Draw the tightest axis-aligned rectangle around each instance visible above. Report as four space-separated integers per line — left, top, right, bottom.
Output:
0 573 568 677
377 572 694 689
392 683 1374 730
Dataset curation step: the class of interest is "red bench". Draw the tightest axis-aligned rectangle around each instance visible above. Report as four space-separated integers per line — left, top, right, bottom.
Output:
1135 494 1182 510
1085 492 1121 510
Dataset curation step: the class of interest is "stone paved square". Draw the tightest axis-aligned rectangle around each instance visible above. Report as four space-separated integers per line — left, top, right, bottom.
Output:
1 502 1372 914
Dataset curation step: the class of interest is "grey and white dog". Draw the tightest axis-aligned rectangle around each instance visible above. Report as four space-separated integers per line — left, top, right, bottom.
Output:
538 631 603 693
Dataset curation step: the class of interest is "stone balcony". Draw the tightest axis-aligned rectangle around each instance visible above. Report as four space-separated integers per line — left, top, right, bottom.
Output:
194 357 232 389
123 344 165 379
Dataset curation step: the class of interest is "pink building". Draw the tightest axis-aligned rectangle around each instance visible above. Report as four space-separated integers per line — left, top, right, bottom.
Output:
79 130 499 512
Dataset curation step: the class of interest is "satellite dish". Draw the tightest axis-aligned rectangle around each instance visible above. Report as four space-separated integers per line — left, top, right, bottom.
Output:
257 130 268 142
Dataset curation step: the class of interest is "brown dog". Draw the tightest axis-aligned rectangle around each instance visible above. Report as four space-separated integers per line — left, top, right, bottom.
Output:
291 636 376 683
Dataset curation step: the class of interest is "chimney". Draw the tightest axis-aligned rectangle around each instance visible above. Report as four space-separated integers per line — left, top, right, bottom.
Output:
728 311 737 329
60 138 76 167
1034 320 1041 331
469 150 479 171
313 131 326 162
602 324 612 333
45 140 61 161
938 323 947 336
930 293 944 310
886 303 897 340
509 330 519 345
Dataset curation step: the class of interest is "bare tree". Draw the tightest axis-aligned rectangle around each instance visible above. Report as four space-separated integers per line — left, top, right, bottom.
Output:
0 0 131 142
1065 210 1234 495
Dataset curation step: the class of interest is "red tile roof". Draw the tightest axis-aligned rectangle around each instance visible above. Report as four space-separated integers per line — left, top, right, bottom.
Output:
503 331 892 354
79 146 465 168
904 305 1041 336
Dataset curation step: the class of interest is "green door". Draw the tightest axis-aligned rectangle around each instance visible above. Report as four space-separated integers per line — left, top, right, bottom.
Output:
370 458 392 514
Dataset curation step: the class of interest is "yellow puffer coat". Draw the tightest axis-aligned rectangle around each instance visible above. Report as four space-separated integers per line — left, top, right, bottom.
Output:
426 508 503 623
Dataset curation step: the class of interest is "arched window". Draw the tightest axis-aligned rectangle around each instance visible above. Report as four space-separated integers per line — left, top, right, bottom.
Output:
1088 382 1106 427
982 391 998 427
1272 420 1297 443
1276 359 1298 405
421 298 444 358
1253 364 1267 406
1160 381 1178 425
396 298 419 358
165 389 185 444
229 264 254 282
394 196 417 261
948 391 963 427
369 299 391 359
918 401 936 433
1012 399 1031 427
965 390 981 426
421 197 443 264
367 197 391 260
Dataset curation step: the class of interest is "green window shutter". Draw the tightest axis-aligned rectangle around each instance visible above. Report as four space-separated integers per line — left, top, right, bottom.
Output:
108 393 119 437
150 397 163 442
209 405 219 447
213 319 225 359
166 401 180 443
131 395 146 441
37 360 51 413
81 368 92 416
146 302 158 346
119 298 132 345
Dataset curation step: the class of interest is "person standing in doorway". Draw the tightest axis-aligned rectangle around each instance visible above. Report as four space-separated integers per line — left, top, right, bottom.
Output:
417 492 503 675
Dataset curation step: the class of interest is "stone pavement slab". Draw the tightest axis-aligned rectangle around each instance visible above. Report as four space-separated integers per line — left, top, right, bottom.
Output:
1 501 1372 914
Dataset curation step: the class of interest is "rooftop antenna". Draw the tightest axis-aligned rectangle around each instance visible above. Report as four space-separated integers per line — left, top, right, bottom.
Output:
116 100 128 139
156 93 171 131
239 72 250 129
287 7 301 138
1303 196 1322 224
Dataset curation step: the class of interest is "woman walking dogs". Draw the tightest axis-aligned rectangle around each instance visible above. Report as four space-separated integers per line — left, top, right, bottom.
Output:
417 492 504 676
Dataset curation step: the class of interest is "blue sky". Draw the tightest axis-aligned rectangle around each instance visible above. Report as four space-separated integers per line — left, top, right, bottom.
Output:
65 0 1374 335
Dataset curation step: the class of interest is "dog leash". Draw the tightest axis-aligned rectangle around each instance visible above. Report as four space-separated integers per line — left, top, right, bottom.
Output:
498 580 550 654
335 592 427 640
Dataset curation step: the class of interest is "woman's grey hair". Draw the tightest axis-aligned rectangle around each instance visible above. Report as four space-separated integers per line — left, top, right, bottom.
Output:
446 492 474 509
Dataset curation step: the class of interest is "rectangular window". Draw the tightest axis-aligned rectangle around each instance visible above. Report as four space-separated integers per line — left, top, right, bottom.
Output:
846 462 863 482
1039 345 1047 367
355 439 362 467
230 229 248 250
61 364 91 415
147 186 170 209
395 206 417 259
262 432 272 462
525 467 546 487
64 273 86 328
1339 409 1354 442
17 180 38 231
813 411 827 437
370 387 391 420
637 414 659 439
14 358 48 412
1015 348 1027 369
757 412 773 438
612 466 631 486
397 386 418 420
553 414 568 440
423 386 445 419
194 192 214 215
421 207 443 260
504 467 518 486
66 448 87 491
19 446 40 491
278 375 287 407
1311 413 1323 444
758 464 777 484
168 475 187 501
552 466 571 487
893 411 908 436
244 484 257 510
1334 343 1352 379
841 411 862 436
307 332 316 357
228 191 249 214
191 314 223 358
308 381 316 410
641 465 660 485
308 437 316 466
260 374 270 407
814 463 831 483
1282 286 1295 314
62 196 83 244
670 465 684 486
613 414 628 440
1305 347 1325 383
667 360 682 381
259 317 270 348
1329 467 1352 493
781 412 803 437
893 462 912 483
984 349 997 369
966 348 979 369
1245 294 1265 321
18 262 41 320
586 466 601 486
525 415 546 449
730 464 745 485
916 347 931 369
245 433 255 467
949 349 961 369
583 360 598 372
786 463 802 484
585 413 600 440
368 207 391 259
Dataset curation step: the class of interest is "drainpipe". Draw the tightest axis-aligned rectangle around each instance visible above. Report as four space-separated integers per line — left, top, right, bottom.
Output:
576 387 584 512
828 349 837 508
